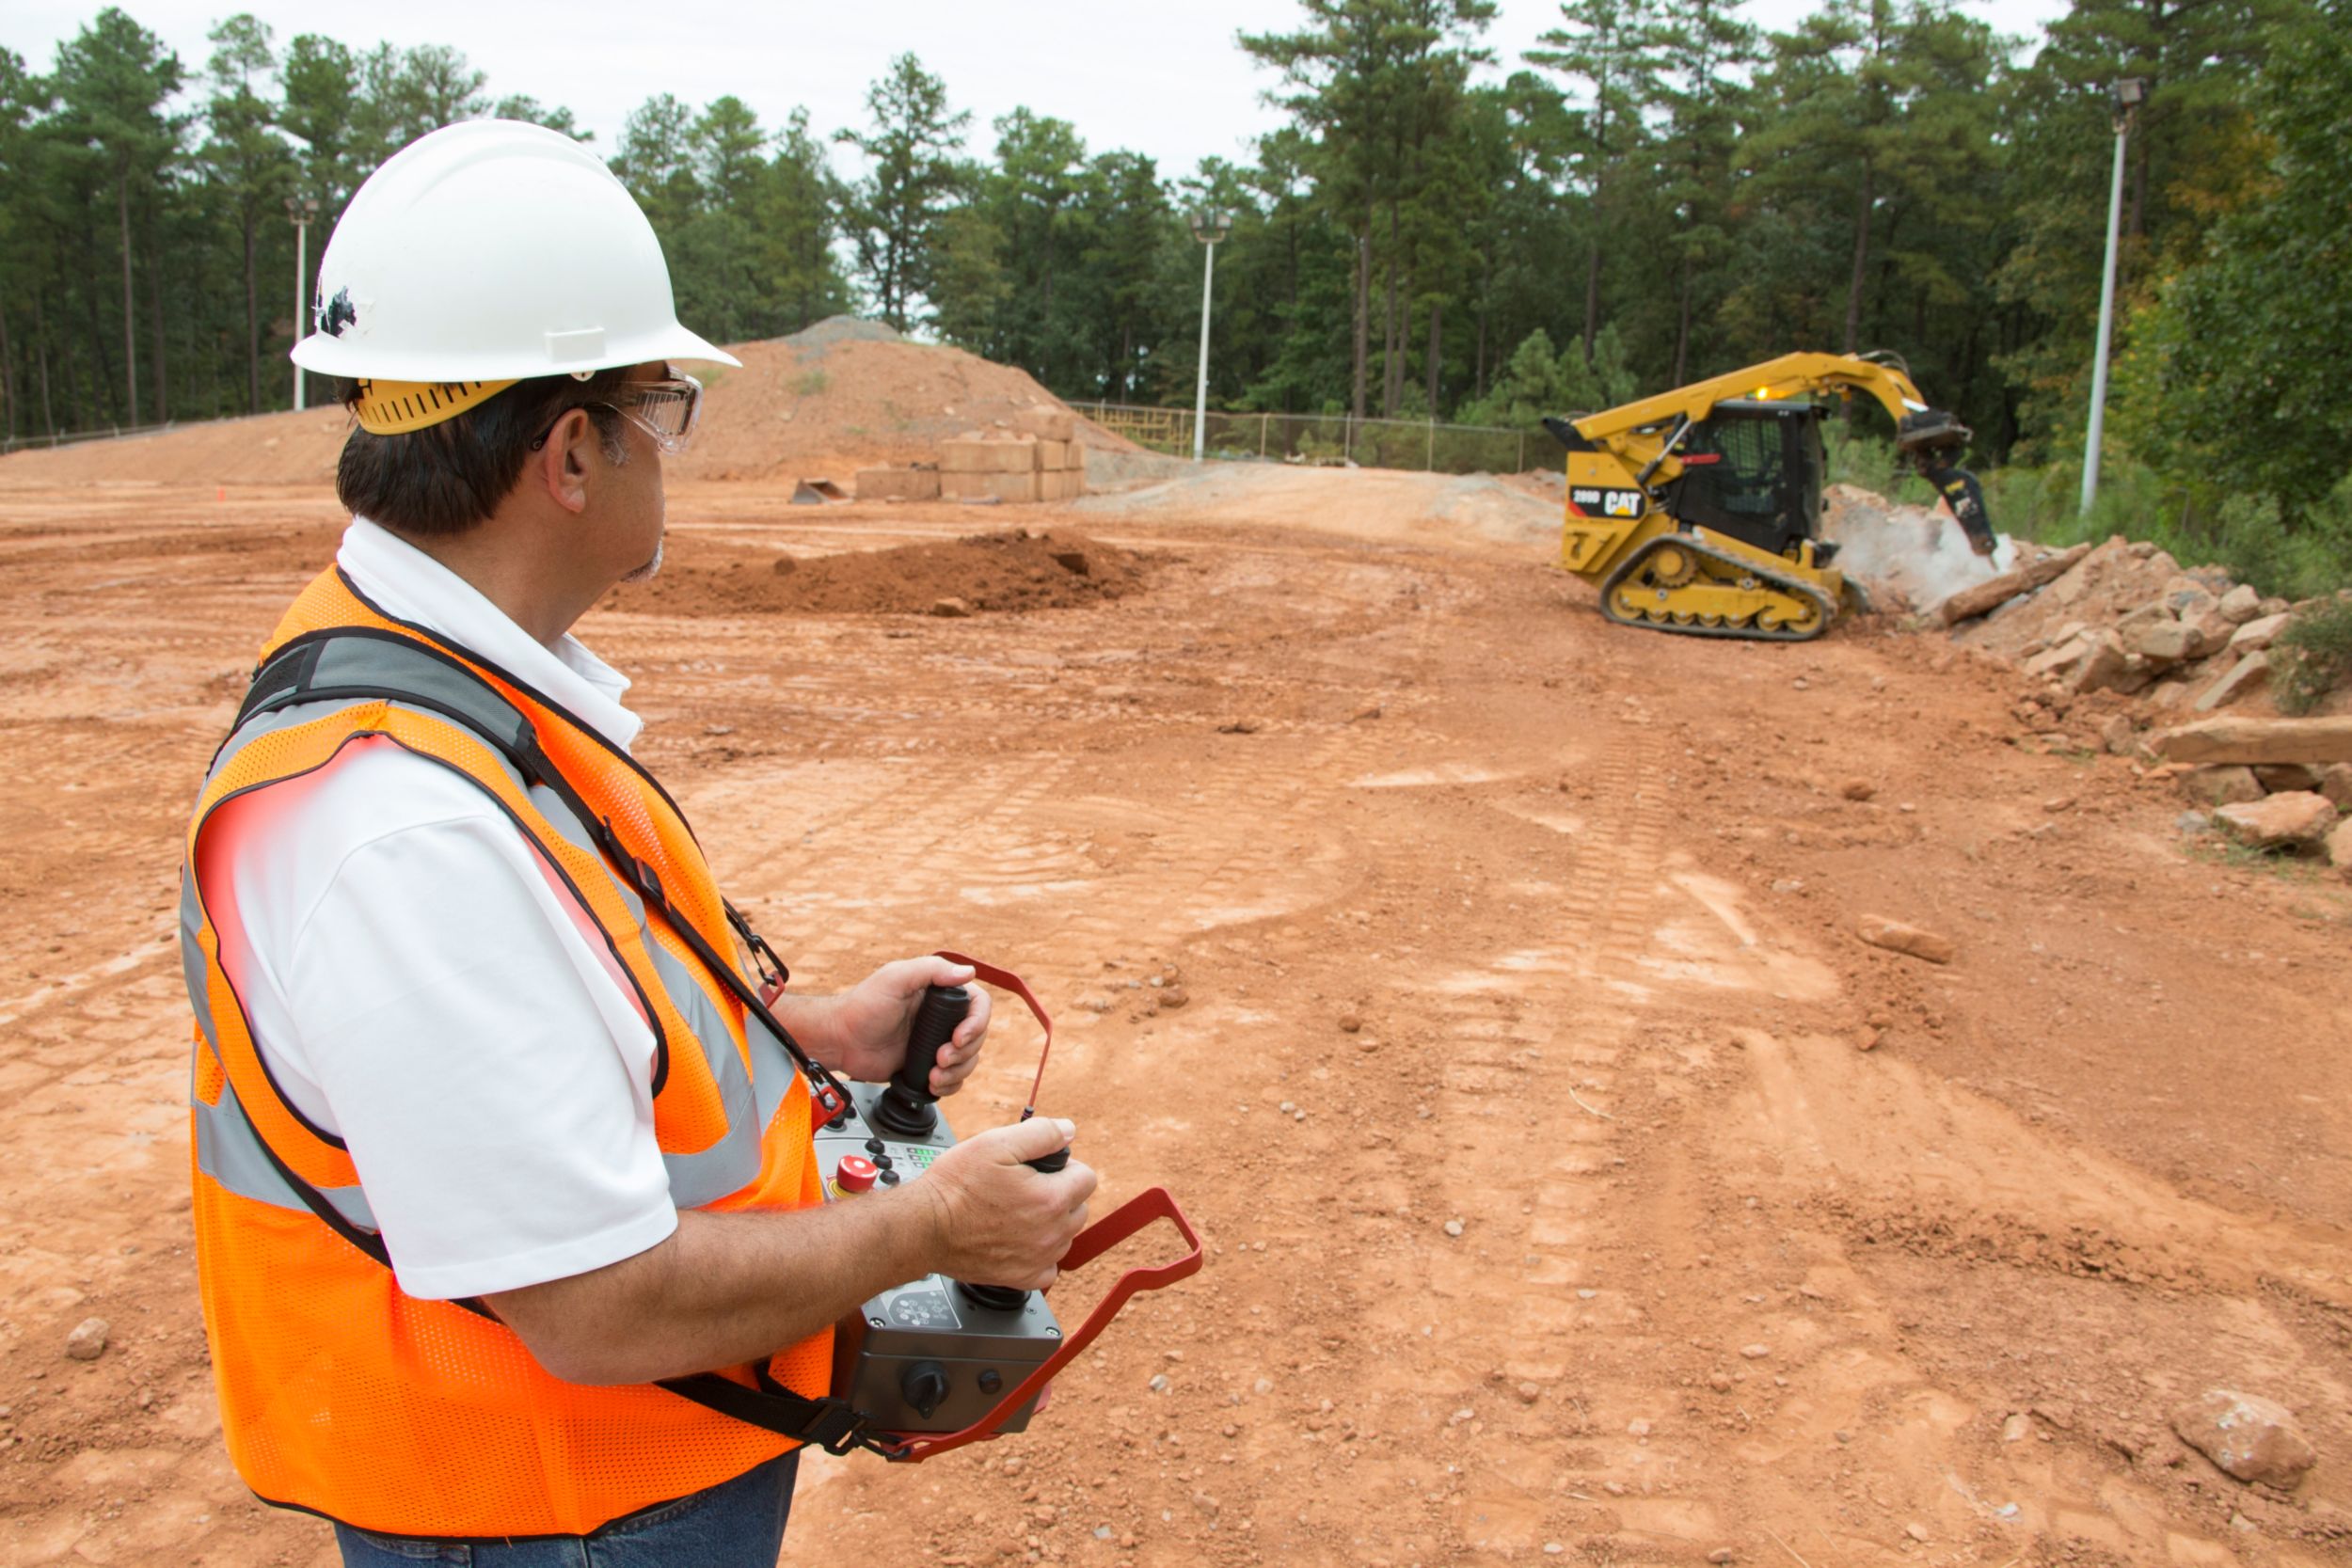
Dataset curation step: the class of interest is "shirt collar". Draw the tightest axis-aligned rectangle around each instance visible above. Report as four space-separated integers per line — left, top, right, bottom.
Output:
336 517 644 752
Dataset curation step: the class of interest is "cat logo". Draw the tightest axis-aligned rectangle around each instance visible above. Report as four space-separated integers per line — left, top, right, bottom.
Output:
1575 486 1647 519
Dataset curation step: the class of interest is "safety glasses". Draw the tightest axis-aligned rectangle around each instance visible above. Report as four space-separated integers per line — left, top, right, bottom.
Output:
530 372 705 456
606 374 703 454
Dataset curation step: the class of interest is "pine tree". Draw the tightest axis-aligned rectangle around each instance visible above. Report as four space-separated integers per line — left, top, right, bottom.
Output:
1528 0 1662 362
834 55 970 332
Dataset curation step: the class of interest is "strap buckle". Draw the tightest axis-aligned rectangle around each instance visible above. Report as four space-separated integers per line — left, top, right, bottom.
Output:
806 1072 851 1123
794 1396 887 1456
724 899 790 993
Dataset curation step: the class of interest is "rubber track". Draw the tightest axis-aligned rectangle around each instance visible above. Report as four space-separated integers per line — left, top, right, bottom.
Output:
1596 531 1839 643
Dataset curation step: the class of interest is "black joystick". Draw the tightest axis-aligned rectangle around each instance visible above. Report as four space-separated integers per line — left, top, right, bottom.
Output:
957 1117 1076 1314
869 985 966 1139
957 1279 1033 1314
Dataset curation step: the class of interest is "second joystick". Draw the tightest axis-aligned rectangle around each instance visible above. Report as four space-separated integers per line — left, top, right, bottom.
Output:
869 984 967 1139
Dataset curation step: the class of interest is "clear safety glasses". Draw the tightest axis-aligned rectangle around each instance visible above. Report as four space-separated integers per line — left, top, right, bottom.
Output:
530 372 704 456
605 374 704 454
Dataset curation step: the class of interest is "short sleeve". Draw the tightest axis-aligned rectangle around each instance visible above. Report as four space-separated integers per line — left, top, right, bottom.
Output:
282 809 678 1300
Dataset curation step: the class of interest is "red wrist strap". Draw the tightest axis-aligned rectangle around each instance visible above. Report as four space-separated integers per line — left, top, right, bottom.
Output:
875 1185 1202 1463
934 950 1055 1115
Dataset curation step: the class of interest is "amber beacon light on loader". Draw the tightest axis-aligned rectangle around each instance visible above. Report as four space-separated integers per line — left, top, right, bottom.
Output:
1543 351 1994 642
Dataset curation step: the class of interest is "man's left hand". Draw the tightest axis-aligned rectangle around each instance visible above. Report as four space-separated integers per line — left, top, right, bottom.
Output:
823 957 991 1093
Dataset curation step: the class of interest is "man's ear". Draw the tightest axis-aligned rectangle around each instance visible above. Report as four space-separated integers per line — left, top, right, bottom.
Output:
532 408 596 515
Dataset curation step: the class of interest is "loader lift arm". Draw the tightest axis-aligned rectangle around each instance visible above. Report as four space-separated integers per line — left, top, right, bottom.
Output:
1566 350 1945 491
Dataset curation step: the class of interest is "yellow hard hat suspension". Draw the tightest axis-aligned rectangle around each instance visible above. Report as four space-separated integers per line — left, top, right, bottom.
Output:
352 377 518 436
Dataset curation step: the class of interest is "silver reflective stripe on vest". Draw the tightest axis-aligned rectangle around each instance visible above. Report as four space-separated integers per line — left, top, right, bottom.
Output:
524 783 766 1204
180 874 217 1050
194 1069 380 1230
305 639 535 756
745 1009 803 1133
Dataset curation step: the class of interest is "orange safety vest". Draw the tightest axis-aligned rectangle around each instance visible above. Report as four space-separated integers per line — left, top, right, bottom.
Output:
182 565 873 1540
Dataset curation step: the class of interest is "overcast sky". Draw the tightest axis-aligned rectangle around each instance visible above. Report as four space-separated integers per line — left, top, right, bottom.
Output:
8 0 2073 182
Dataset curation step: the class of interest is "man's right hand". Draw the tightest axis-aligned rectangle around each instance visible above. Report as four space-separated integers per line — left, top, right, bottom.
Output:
920 1117 1096 1291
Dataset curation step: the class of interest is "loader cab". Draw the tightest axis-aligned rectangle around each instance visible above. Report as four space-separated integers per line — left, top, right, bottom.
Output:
1661 399 1828 560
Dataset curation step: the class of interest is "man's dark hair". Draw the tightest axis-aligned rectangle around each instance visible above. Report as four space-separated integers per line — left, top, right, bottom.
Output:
333 369 634 537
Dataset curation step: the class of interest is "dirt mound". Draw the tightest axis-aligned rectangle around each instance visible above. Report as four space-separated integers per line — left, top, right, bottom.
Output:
0 337 1136 491
623 529 1151 617
779 314 905 351
682 339 1136 483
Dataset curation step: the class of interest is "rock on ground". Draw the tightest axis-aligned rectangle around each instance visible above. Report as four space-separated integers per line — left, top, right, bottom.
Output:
2153 715 2352 768
64 1316 108 1360
2192 652 2270 713
2170 1389 2317 1487
1856 916 1956 964
2226 612 2291 656
2217 584 2263 624
1934 544 2091 626
2213 792 2338 850
2328 817 2352 873
2178 767 2264 808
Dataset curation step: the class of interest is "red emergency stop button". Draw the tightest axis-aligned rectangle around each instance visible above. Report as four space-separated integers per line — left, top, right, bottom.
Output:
835 1154 878 1194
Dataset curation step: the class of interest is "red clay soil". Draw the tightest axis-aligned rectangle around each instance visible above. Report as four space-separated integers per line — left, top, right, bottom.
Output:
0 463 2349 1568
625 529 1153 618
0 331 1136 491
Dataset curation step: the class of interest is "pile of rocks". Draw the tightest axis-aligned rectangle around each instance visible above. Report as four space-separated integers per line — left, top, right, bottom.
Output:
2144 716 2352 869
1947 535 2302 715
1831 514 2352 870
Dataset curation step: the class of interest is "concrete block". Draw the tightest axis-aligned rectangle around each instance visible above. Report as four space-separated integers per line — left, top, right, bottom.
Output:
853 467 940 501
941 437 1037 475
1033 438 1072 471
943 468 1040 503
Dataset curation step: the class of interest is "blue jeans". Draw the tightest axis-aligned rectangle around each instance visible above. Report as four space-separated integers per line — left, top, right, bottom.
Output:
333 1450 799 1567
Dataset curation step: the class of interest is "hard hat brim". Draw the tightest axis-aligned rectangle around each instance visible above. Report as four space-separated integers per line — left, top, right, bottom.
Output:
290 322 743 381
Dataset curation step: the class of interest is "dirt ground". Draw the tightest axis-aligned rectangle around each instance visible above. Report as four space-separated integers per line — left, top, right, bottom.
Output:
2 461 2350 1568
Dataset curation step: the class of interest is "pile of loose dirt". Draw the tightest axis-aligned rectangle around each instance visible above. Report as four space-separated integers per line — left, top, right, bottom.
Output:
625 529 1151 617
0 335 1136 490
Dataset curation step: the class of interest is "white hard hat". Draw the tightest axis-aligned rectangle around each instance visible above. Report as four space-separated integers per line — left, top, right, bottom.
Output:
292 119 738 429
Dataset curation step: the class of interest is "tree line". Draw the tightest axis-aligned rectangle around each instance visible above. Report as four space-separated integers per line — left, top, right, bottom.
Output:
1 1 2344 581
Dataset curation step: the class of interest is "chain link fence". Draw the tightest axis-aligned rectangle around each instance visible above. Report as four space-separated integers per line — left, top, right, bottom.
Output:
1066 402 1548 476
0 420 186 457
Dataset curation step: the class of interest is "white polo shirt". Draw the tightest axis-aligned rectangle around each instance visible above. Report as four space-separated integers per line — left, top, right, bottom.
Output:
218 518 677 1301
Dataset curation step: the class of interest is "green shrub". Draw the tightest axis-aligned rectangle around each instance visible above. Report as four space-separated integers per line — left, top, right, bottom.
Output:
2269 596 2352 715
1822 429 1933 505
1978 463 2352 601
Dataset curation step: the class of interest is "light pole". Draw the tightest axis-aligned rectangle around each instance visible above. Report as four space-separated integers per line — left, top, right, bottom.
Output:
286 195 320 410
2080 77 2146 515
1188 207 1232 463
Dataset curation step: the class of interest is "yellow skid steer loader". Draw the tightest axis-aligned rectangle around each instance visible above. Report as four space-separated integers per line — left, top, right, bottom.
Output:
1545 351 1991 642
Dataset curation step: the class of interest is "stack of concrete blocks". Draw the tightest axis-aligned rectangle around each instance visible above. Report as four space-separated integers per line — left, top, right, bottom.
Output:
939 408 1089 504
851 407 1089 503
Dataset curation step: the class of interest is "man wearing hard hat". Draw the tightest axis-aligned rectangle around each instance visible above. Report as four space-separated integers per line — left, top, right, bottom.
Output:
178 121 1095 1565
